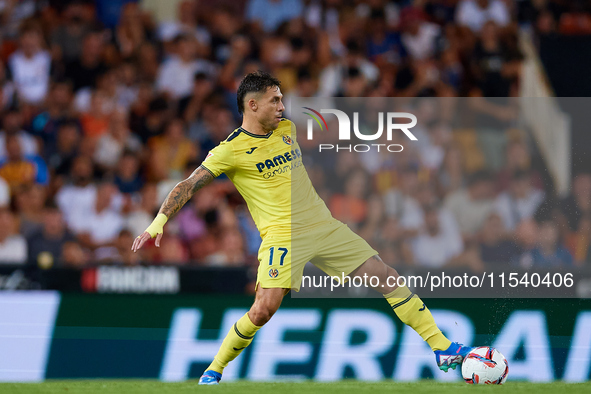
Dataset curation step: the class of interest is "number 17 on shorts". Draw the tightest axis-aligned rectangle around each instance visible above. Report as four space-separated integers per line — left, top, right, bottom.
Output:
257 239 293 288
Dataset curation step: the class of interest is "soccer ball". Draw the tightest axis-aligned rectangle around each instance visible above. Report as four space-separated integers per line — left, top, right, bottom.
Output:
461 346 509 385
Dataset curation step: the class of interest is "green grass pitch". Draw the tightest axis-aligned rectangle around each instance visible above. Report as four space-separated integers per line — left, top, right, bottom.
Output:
1 381 590 394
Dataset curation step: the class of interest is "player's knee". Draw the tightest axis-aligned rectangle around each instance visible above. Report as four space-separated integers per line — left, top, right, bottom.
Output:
249 304 277 326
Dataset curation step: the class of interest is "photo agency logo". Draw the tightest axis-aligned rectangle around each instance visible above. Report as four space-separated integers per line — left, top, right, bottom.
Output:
302 107 418 153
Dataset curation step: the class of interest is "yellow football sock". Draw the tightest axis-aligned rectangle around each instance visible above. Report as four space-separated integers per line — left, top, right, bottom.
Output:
384 285 451 351
207 313 261 374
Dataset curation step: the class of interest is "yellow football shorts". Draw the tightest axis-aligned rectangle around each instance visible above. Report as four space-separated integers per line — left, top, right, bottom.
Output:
256 219 378 291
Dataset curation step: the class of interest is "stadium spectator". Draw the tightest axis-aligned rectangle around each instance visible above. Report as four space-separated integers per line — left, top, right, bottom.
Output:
157 0 210 50
359 195 387 246
64 29 108 92
129 94 170 144
400 6 440 62
147 118 197 181
520 220 573 268
470 21 522 98
93 108 142 172
76 182 124 255
410 203 464 268
50 1 91 63
444 170 496 238
7 22 51 105
318 40 379 97
44 120 81 178
437 146 467 196
74 68 118 113
416 122 449 171
329 168 370 230
561 172 591 231
494 170 545 231
153 234 189 264
112 229 141 265
365 8 406 66
156 33 216 100
14 183 46 238
31 81 75 144
189 104 236 158
124 182 159 240
113 152 144 195
455 0 510 33
0 108 38 161
0 134 49 189
0 208 27 264
246 0 303 33
136 42 161 82
56 156 98 233
115 61 140 110
384 166 422 228
565 215 591 266
175 184 214 243
477 212 522 268
180 72 215 124
189 194 243 265
27 203 75 268
496 140 543 192
359 195 412 267
79 90 110 138
114 2 150 59
206 229 246 267
61 241 88 267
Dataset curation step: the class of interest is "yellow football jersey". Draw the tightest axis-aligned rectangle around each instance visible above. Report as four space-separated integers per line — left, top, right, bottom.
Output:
201 119 333 238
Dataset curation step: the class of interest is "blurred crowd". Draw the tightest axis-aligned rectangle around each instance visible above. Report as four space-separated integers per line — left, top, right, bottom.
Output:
0 0 589 272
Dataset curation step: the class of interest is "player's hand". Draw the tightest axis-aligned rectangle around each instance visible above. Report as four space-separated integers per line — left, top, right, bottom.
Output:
131 213 168 252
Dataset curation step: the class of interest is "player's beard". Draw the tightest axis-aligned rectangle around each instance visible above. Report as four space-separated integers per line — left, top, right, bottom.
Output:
264 116 280 132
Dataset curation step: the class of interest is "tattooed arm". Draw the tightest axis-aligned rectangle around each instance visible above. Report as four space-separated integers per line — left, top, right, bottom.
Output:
131 166 214 252
158 166 214 218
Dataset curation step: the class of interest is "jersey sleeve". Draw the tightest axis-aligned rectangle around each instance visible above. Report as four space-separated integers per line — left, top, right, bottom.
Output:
201 141 235 177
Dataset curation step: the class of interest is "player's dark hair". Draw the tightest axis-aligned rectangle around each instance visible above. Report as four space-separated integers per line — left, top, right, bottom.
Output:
237 71 281 115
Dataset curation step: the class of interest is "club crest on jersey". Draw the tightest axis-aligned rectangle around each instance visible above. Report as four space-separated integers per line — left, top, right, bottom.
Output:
282 135 293 145
269 268 279 278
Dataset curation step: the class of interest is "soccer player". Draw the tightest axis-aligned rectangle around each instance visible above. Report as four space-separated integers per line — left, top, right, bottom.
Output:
131 71 471 384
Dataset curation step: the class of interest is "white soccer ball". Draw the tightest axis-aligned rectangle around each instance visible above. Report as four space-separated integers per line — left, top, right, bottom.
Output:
461 346 509 385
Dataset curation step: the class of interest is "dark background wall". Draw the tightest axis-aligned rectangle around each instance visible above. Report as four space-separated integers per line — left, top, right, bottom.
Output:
539 35 591 175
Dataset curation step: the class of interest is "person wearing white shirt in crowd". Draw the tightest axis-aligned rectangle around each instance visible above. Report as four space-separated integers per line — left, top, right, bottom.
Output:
7 22 51 105
456 0 510 33
77 182 124 253
156 34 216 100
495 170 544 231
0 208 27 264
56 156 122 234
411 203 464 268
158 0 210 48
400 6 440 61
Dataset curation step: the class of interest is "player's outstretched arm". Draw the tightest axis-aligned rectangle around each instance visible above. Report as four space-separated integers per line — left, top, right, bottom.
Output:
131 166 214 252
